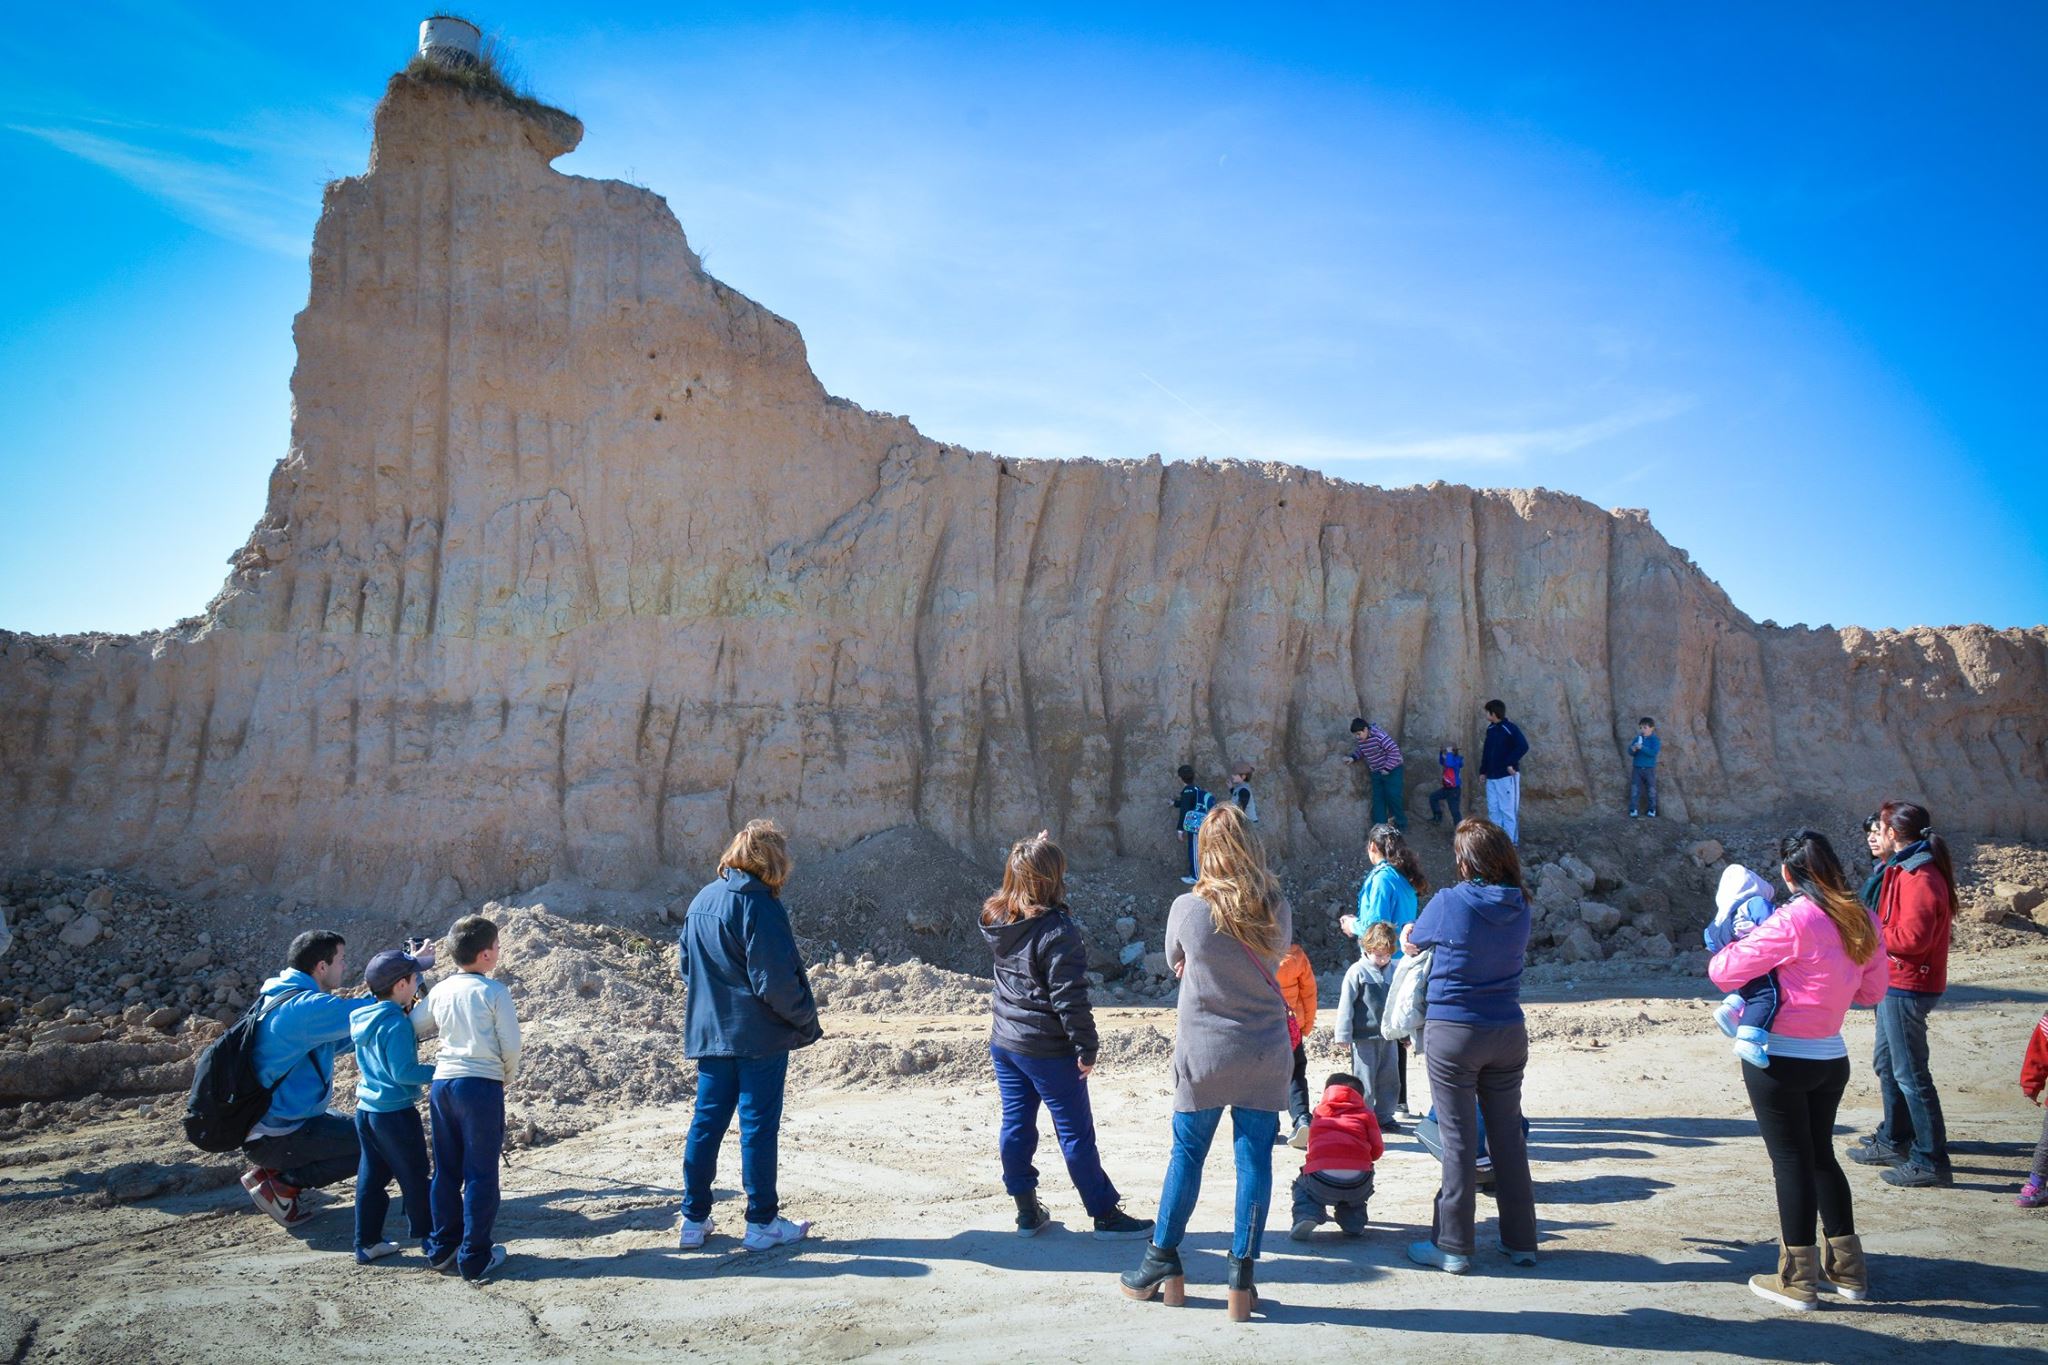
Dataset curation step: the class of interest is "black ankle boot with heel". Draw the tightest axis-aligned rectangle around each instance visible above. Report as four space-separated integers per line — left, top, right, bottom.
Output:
1226 1253 1258 1321
1119 1244 1185 1305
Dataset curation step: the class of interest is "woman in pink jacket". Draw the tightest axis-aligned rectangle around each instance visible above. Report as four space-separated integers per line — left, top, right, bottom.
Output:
1708 829 1888 1313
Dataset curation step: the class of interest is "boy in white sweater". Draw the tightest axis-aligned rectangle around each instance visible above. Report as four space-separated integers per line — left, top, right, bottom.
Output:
423 915 521 1283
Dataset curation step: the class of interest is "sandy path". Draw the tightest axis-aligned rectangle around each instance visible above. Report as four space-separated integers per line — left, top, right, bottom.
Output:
3 951 2045 1363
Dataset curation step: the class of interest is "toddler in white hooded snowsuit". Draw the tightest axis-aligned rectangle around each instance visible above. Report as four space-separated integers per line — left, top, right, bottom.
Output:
1702 864 1780 1068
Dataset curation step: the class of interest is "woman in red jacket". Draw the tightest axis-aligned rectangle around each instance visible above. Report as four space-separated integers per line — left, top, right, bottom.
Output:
1847 802 1955 1187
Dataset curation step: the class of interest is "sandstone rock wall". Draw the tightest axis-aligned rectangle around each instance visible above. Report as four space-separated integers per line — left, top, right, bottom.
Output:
3 72 2044 914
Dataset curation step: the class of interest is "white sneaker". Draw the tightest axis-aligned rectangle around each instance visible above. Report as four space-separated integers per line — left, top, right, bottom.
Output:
356 1240 402 1264
677 1215 714 1250
1394 1106 1415 1123
742 1216 811 1251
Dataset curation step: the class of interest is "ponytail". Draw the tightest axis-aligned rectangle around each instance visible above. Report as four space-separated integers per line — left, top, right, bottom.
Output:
1879 800 1955 895
1368 823 1430 898
1779 829 1877 965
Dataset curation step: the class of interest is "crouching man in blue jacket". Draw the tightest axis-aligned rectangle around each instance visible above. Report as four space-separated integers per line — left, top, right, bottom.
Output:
242 930 382 1227
676 819 824 1254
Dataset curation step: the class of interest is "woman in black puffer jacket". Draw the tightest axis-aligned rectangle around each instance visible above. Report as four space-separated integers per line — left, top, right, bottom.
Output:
981 831 1153 1240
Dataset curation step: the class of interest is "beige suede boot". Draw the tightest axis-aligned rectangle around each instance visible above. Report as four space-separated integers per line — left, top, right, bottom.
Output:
1749 1243 1821 1311
1821 1234 1869 1301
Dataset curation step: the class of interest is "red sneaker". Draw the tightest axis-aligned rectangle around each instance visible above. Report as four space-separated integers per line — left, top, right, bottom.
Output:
243 1169 314 1228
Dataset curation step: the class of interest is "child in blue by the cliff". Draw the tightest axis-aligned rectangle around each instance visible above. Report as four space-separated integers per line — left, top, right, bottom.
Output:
350 944 439 1263
1704 865 1780 1068
1628 718 1661 818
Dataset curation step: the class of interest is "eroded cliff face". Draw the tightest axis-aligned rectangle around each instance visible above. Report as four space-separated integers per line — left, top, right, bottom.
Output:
3 73 2043 912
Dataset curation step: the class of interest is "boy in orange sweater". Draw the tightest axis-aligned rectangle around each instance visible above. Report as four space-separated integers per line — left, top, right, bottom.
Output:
2020 1010 2048 1209
1291 1073 1384 1238
1278 944 1317 1147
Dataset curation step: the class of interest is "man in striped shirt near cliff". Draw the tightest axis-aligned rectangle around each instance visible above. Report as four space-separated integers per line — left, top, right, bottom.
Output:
1343 717 1407 832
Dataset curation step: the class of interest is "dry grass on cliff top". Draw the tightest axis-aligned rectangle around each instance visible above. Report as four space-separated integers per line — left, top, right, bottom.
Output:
400 30 572 129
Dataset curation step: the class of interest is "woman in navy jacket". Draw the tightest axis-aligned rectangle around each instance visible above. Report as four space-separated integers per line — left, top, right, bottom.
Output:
982 831 1152 1240
677 819 822 1253
1401 818 1537 1273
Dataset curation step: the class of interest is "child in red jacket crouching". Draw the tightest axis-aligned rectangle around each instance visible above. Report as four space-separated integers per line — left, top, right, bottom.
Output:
1291 1073 1386 1239
2019 1010 2048 1209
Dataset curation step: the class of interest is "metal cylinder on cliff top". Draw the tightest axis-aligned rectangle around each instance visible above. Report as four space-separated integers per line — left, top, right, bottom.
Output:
419 15 482 69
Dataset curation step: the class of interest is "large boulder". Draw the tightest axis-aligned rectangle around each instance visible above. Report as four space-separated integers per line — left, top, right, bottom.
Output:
1560 925 1603 963
1581 847 1628 894
1535 871 1583 913
1580 901 1624 936
1990 882 2045 921
1558 853 1597 893
57 913 103 949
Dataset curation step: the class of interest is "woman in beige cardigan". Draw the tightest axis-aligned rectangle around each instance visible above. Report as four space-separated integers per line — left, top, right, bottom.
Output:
1119 802 1292 1321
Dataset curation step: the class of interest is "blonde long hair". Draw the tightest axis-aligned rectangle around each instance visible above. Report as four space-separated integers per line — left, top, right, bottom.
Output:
982 831 1066 925
1193 802 1283 955
718 819 792 893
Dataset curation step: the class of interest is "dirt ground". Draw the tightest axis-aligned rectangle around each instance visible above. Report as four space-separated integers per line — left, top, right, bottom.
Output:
2 942 2044 1364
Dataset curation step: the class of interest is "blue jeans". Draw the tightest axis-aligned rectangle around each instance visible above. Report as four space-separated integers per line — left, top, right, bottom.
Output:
991 1044 1119 1216
1629 766 1658 814
1152 1106 1279 1259
682 1052 789 1225
1873 990 1950 1174
425 1078 504 1279
1428 786 1462 822
354 1105 431 1258
1183 830 1198 879
1370 766 1407 830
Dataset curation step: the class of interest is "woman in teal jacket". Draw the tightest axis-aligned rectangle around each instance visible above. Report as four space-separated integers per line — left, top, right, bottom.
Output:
1341 824 1430 1115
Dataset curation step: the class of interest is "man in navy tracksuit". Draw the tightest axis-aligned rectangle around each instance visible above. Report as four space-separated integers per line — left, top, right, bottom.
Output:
1479 700 1529 844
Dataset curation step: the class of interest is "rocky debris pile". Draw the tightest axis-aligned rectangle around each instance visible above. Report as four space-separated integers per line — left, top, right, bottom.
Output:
1523 849 1692 966
430 902 1048 1134
0 871 250 1108
809 957 990 1015
1950 840 2048 950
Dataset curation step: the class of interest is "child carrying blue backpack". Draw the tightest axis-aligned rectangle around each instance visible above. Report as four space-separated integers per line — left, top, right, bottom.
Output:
1704 864 1780 1067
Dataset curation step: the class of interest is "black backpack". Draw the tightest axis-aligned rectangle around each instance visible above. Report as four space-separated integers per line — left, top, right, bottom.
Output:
182 989 306 1153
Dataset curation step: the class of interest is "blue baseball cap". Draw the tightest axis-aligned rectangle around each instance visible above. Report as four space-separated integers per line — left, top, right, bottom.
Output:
363 949 423 994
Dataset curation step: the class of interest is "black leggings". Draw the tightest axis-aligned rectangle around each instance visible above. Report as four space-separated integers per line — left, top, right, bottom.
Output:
1744 1054 1854 1246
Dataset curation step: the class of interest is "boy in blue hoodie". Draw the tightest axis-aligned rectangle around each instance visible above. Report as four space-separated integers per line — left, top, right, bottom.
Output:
1628 718 1661 818
352 946 440 1263
241 930 382 1228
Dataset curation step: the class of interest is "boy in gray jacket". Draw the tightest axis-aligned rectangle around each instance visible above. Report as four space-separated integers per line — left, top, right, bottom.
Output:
1334 922 1402 1129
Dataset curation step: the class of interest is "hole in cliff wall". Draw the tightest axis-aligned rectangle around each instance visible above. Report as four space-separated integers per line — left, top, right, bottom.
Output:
647 350 657 360
652 409 664 422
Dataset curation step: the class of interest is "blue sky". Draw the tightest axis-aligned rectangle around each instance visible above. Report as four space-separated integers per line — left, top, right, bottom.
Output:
2 3 2042 635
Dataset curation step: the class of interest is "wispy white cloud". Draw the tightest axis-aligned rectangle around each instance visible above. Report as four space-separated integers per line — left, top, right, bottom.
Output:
1266 394 1697 465
7 121 320 257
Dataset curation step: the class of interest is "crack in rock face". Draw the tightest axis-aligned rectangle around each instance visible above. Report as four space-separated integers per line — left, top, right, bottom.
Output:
1 69 2043 916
